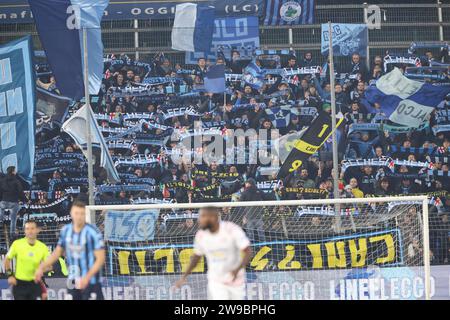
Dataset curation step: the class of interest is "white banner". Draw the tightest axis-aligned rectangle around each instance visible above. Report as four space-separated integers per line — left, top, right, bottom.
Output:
1 266 449 300
104 209 159 242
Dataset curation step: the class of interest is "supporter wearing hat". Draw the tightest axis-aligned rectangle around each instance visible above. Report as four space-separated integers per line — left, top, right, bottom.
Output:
342 184 354 198
322 103 331 113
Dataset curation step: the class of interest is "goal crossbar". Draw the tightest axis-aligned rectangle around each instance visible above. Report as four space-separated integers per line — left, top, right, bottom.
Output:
86 195 429 211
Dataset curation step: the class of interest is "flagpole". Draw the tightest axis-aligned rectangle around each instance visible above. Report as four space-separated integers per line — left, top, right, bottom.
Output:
83 27 95 206
328 21 342 231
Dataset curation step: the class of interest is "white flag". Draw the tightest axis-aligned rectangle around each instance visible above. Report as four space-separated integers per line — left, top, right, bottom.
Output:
61 104 120 183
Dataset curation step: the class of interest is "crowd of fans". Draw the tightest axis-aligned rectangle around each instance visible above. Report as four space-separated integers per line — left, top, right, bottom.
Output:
0 46 448 265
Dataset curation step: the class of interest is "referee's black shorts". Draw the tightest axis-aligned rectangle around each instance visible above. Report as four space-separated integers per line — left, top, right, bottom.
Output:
12 279 42 300
68 283 104 300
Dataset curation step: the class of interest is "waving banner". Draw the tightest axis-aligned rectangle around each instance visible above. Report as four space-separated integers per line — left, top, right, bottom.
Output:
0 36 35 183
171 3 215 53
277 112 343 179
321 23 368 57
0 0 262 23
263 0 315 26
108 229 401 275
28 0 108 100
362 68 450 127
185 16 260 64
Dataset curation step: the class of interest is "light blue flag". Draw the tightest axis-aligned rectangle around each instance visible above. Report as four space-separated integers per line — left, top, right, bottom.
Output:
0 36 35 183
62 104 120 183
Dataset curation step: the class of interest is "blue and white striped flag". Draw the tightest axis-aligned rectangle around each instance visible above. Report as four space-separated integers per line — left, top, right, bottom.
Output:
263 0 315 26
362 68 450 128
171 3 215 53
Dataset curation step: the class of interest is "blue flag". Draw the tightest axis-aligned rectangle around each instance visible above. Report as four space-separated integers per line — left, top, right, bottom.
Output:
265 105 299 128
362 68 450 128
171 3 215 53
264 0 315 26
0 36 35 183
243 60 264 90
204 64 226 93
28 0 108 100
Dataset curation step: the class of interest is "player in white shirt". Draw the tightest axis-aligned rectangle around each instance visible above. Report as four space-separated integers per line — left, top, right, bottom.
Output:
175 206 252 300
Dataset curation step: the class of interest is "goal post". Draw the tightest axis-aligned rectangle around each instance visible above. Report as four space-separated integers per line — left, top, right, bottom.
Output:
86 195 431 300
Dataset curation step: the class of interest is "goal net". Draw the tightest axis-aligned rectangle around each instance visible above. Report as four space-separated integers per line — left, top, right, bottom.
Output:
84 196 431 300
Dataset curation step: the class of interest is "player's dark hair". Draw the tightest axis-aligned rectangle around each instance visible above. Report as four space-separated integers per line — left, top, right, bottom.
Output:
6 166 15 175
201 206 220 215
72 197 87 209
25 219 38 227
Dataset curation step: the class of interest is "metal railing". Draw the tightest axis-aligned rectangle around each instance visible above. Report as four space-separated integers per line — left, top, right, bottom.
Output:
0 2 448 64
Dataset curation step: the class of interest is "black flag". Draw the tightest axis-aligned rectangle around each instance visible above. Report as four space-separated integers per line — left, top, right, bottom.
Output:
276 112 343 179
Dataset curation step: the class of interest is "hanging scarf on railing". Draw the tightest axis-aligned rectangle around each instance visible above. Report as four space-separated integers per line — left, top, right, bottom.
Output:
428 156 450 164
427 170 450 177
94 113 122 125
346 113 387 123
432 124 450 135
165 181 220 193
161 210 198 221
281 187 329 197
95 184 157 193
122 112 158 122
122 177 156 185
384 172 429 179
388 145 449 156
176 127 225 141
163 106 205 120
232 103 267 112
107 140 134 150
341 158 394 172
113 154 160 167
142 77 185 85
102 124 144 142
48 178 89 194
108 59 151 76
35 159 84 171
108 86 162 98
35 152 86 163
131 197 176 204
24 195 69 209
434 109 450 124
256 180 282 193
